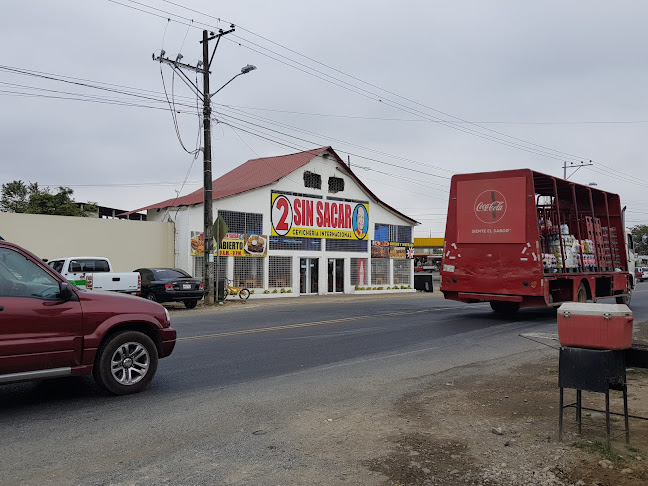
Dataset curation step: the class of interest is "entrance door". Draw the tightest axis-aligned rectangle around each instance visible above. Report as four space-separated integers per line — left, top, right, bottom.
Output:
299 258 319 294
327 258 344 293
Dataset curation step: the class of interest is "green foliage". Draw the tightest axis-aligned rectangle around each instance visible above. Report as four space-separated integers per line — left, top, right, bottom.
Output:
280 288 286 293
631 224 648 255
272 289 278 293
263 290 270 294
0 180 98 216
377 286 383 290
287 289 292 293
572 440 625 463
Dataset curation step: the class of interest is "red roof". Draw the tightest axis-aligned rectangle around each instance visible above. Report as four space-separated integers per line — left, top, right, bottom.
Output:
124 147 418 224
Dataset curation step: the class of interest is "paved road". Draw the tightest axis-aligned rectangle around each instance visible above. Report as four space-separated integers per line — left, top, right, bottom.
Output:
1 285 647 485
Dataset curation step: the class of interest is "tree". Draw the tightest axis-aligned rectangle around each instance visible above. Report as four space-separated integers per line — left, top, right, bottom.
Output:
631 224 648 255
0 180 98 217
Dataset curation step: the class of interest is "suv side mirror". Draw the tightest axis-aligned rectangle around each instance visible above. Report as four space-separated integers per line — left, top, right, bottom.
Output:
58 282 73 301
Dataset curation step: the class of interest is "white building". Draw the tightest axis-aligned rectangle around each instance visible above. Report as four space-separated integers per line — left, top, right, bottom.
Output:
132 147 418 296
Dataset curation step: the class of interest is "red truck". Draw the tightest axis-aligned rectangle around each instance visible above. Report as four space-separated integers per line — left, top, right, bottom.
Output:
440 169 635 313
0 240 177 394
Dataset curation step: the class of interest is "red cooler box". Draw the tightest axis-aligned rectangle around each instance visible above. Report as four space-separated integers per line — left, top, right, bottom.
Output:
557 302 633 350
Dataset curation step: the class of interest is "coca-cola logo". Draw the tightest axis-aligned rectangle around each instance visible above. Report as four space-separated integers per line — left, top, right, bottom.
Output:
474 190 507 223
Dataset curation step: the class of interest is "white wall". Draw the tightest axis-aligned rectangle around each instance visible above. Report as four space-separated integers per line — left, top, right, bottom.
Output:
0 212 175 272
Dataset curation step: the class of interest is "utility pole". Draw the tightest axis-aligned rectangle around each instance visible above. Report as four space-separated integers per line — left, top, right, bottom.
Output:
563 160 593 180
154 26 239 305
201 30 215 305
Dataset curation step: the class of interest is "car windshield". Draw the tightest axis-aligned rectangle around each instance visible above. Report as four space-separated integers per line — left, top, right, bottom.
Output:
153 269 190 280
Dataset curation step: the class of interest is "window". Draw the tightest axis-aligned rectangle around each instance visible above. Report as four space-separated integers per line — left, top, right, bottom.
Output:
269 256 292 288
269 236 322 251
0 248 61 299
350 258 368 286
153 269 191 280
371 259 390 286
393 260 411 285
218 210 263 234
193 256 227 282
70 259 110 273
303 171 321 189
328 176 345 193
49 260 64 273
374 223 412 243
325 239 368 252
234 258 264 288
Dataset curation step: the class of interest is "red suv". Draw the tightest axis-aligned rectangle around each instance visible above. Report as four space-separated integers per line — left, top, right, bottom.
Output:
0 241 176 395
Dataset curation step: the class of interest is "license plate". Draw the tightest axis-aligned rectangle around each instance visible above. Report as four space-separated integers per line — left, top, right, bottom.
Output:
182 284 192 290
443 264 455 273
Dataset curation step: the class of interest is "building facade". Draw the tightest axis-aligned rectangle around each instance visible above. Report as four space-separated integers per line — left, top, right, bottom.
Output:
134 147 418 296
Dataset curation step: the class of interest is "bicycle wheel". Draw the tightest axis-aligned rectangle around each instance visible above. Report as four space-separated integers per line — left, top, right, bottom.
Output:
239 288 250 300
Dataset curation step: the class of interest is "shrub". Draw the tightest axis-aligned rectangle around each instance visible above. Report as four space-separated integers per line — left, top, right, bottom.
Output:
401 285 407 289
272 289 278 294
250 289 255 294
280 288 286 293
263 290 270 294
355 285 360 290
378 286 384 290
287 289 292 293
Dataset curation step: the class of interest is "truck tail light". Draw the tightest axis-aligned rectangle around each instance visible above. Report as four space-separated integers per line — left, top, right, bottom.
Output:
86 274 93 289
137 274 141 291
165 284 174 291
199 283 204 290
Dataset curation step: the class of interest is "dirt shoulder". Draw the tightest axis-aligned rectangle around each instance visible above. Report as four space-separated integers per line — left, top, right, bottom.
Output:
362 325 648 486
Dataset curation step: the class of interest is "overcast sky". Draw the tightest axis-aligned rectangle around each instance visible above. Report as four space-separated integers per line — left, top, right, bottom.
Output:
1 1 647 237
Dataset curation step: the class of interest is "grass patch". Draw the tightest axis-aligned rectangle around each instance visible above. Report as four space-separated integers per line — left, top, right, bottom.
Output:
626 445 641 454
572 440 625 463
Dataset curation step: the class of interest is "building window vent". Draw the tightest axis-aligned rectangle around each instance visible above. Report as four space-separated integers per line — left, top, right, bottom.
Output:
328 176 345 193
304 171 321 189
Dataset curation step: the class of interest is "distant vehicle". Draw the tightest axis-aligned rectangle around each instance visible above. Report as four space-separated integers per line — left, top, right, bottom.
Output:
636 267 648 282
134 267 204 309
441 169 635 313
47 256 140 294
0 241 176 394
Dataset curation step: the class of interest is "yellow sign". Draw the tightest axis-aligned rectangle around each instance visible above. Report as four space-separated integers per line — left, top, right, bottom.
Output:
271 193 369 240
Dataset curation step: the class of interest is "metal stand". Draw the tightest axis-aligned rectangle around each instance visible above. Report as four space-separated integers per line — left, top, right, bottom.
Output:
558 347 629 448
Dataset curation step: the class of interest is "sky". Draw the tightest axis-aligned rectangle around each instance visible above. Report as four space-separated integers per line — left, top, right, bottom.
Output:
1 1 647 238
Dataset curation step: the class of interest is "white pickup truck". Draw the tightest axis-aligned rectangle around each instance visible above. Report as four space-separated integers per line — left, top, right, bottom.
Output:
47 256 141 294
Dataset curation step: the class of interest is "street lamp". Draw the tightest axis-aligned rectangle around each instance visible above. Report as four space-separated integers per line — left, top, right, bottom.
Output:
209 65 257 98
202 62 257 305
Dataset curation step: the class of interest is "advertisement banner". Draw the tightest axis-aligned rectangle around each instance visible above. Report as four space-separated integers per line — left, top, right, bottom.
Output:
219 233 268 257
190 232 267 257
371 240 415 259
456 177 527 243
271 193 369 240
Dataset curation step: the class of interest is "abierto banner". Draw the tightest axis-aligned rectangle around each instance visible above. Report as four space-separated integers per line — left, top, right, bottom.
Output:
271 193 369 240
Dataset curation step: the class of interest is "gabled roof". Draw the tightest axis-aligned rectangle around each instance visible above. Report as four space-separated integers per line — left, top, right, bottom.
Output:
123 147 418 225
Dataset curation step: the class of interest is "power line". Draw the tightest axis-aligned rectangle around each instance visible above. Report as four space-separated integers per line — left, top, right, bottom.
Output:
104 0 591 164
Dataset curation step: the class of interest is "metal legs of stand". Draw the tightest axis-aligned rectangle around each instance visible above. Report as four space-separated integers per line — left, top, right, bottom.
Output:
559 385 629 448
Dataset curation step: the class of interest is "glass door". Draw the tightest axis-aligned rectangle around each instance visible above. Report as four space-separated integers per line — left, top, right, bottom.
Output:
327 258 344 293
300 258 319 294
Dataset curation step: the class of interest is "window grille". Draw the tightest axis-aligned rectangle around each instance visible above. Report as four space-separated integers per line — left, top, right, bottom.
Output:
325 239 368 252
303 171 322 189
374 223 412 243
234 258 264 288
218 210 263 234
393 259 411 285
269 256 292 288
371 259 390 286
193 256 227 282
350 258 368 286
269 236 322 251
328 176 345 193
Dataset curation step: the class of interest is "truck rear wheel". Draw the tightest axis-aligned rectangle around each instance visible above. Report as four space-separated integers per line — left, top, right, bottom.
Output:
93 331 159 395
490 301 520 314
576 283 587 303
616 290 632 305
